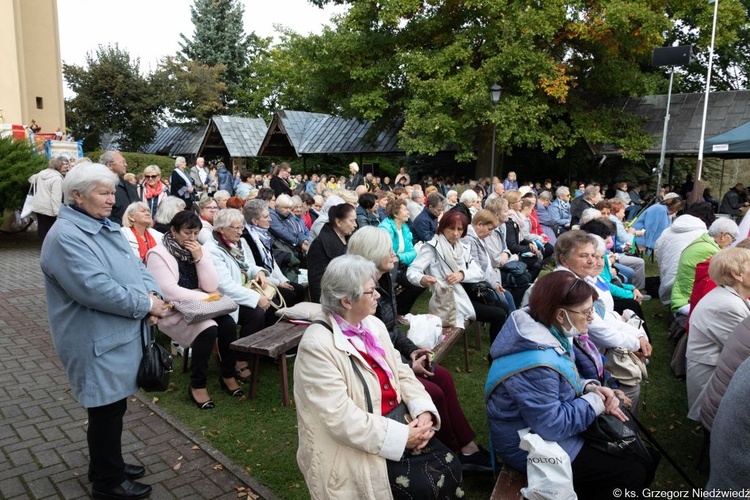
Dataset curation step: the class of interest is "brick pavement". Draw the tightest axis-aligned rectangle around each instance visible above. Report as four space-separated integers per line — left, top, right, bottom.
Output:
0 232 275 499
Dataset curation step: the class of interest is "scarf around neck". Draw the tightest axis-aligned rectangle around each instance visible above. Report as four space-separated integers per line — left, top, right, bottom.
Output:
214 231 249 275
436 233 466 275
248 225 274 270
131 227 157 262
163 231 194 262
144 181 163 200
334 314 393 381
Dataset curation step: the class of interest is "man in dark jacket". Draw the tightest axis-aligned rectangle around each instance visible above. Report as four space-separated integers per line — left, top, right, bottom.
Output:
412 193 444 243
217 162 234 195
570 185 601 226
720 183 749 219
99 150 139 225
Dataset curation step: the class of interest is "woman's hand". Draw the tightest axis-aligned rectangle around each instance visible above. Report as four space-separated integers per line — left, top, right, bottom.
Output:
420 275 438 287
279 282 294 290
410 349 434 378
254 272 267 289
638 336 652 358
183 240 203 262
445 271 463 285
590 385 628 422
258 295 271 310
405 413 434 451
614 389 633 409
632 288 643 304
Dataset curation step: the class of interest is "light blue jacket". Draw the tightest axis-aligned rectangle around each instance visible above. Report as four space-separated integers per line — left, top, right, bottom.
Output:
41 204 159 408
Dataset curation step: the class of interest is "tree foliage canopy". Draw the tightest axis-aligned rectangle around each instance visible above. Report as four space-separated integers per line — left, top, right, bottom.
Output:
63 45 162 152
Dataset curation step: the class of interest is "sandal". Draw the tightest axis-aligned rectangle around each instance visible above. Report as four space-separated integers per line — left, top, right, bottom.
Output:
234 366 252 383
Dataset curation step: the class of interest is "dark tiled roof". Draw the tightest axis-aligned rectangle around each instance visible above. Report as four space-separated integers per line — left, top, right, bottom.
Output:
210 115 268 157
139 126 204 156
257 110 403 156
599 90 750 156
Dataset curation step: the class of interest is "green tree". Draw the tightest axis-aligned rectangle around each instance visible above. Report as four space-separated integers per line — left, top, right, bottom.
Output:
0 136 48 214
63 44 163 152
153 57 228 125
286 0 670 176
178 0 259 110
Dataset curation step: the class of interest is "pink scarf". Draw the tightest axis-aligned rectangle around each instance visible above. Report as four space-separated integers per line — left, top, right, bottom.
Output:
334 314 393 381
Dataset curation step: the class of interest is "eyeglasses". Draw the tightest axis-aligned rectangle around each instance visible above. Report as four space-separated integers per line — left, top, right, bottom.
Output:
725 232 738 243
204 206 219 211
144 175 159 179
566 307 595 318
228 226 244 232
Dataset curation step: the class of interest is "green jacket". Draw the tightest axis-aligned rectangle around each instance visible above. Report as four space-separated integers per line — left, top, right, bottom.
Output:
671 233 719 311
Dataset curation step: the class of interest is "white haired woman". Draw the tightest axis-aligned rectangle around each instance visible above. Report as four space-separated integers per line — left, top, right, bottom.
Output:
204 208 272 383
687 247 750 420
153 196 186 233
294 254 463 499
349 227 493 472
121 201 163 262
42 163 167 498
139 164 167 219
242 199 306 306
269 193 310 256
29 156 65 241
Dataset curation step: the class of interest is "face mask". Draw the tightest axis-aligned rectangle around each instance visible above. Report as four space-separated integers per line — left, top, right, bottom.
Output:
560 310 581 338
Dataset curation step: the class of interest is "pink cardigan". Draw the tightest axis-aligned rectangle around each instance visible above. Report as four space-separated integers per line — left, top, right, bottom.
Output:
146 244 221 347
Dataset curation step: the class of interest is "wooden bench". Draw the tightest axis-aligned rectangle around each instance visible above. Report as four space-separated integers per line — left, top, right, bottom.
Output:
230 322 469 406
490 467 527 500
230 321 307 406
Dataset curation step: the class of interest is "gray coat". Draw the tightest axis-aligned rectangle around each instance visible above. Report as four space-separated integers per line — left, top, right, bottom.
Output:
41 204 159 408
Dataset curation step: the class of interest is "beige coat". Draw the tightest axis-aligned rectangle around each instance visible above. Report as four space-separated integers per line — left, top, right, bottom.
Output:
294 314 439 500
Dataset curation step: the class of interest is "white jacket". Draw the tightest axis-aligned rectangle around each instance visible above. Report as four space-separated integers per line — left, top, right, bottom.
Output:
406 236 484 325
30 169 63 217
120 227 163 259
655 215 707 304
203 236 265 320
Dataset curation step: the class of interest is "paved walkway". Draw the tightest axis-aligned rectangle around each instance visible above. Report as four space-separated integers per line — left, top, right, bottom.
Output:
0 232 275 499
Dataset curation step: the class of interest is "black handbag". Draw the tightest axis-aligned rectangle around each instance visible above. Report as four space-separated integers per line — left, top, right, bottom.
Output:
136 321 173 392
582 411 653 465
462 281 500 305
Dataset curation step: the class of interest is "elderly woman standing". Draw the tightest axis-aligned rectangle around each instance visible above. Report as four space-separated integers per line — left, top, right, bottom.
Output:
294 254 463 499
169 156 195 209
147 211 243 408
242 199 305 307
408 210 507 341
687 247 750 420
121 201 163 262
204 209 271 383
42 163 167 499
139 165 167 219
30 156 66 241
487 272 656 497
307 203 357 303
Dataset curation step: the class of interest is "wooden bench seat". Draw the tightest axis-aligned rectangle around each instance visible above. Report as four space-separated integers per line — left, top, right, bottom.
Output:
230 321 469 406
490 466 527 500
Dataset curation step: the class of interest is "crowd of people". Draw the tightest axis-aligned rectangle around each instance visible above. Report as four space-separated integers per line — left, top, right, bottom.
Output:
34 151 750 499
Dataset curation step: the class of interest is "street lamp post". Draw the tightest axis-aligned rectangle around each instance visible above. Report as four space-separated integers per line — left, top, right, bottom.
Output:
489 84 502 181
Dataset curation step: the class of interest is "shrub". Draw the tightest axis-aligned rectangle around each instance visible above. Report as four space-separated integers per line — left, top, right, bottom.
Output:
0 137 49 213
85 150 176 178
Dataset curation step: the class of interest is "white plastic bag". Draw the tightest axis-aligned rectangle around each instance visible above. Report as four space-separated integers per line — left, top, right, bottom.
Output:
405 313 443 349
518 428 577 500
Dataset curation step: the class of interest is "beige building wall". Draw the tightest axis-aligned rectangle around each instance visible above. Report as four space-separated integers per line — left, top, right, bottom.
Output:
0 0 65 133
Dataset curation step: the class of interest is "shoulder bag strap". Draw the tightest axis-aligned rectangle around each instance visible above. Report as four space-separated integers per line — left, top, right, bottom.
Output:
312 319 374 413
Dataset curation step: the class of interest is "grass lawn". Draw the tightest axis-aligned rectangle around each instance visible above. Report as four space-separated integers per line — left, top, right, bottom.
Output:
152 262 709 498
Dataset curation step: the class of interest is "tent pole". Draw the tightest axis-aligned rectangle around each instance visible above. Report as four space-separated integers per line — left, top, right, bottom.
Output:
656 69 674 197
719 159 725 197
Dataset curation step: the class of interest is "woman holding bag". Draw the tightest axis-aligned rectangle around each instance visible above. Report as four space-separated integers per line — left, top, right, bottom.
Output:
294 254 463 499
147 210 243 409
407 210 507 342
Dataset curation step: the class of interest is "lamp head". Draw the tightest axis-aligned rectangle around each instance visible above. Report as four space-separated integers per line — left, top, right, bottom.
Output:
490 83 503 105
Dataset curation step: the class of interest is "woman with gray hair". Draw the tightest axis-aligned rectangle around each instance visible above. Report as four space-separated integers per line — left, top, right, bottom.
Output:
169 156 195 209
204 208 272 383
121 201 163 262
242 199 305 306
29 156 66 241
294 254 463 499
153 196 186 233
548 185 572 235
42 163 167 498
349 227 492 472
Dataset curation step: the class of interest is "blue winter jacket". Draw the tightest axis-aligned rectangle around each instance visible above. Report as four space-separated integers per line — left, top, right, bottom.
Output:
269 208 307 247
633 203 670 250
486 309 603 472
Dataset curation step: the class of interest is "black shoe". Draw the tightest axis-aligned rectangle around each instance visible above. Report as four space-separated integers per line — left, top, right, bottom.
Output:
88 464 145 482
188 386 215 409
219 377 244 397
234 366 252 383
92 479 152 499
459 446 494 473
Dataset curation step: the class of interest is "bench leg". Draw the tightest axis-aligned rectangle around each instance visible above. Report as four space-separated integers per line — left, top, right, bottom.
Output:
248 354 261 400
278 355 290 407
463 328 471 372
182 346 190 374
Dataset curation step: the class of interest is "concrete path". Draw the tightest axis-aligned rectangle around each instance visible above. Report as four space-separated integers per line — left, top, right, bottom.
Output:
0 232 275 499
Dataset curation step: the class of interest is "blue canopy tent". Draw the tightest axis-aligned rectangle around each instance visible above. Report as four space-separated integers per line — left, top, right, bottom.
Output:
704 121 750 195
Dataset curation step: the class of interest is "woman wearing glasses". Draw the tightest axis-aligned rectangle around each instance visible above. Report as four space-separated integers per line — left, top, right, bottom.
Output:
197 194 219 243
139 165 168 219
486 272 657 497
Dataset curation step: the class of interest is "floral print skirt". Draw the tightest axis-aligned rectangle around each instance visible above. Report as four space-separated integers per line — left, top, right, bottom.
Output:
388 437 464 499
